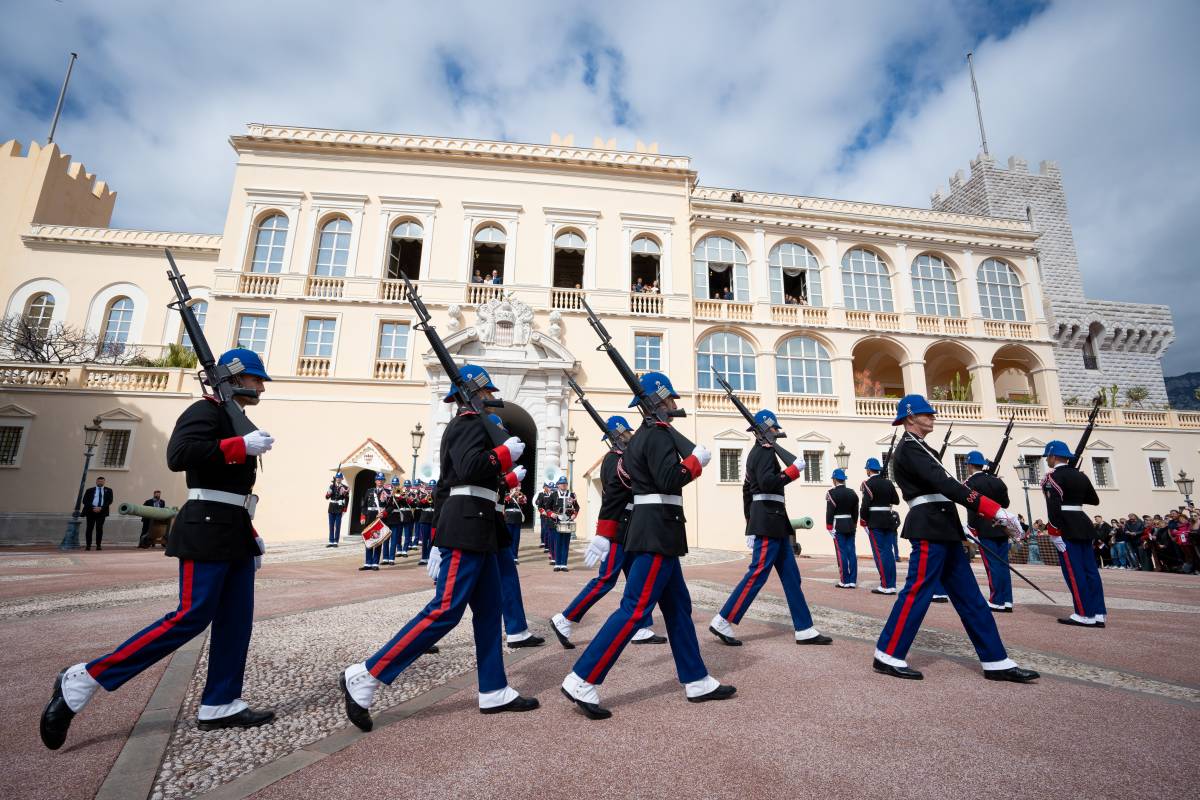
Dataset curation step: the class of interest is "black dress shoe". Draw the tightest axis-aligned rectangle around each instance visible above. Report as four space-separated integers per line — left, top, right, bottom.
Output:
340 674 372 732
931 596 949 604
40 668 75 750
561 687 611 719
358 565 372 571
796 634 833 645
508 635 545 648
709 625 742 647
1095 621 1106 628
196 707 276 731
984 666 1040 683
551 624 575 650
481 695 539 714
1057 617 1097 627
424 644 440 655
630 634 668 645
326 543 336 548
990 606 1014 613
872 657 923 680
687 684 737 703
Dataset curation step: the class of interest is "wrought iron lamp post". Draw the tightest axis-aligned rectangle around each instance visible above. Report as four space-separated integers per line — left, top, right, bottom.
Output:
565 428 579 493
410 422 424 481
61 416 104 550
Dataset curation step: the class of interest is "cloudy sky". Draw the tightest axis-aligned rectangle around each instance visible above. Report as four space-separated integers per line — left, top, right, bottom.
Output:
4 0 1198 373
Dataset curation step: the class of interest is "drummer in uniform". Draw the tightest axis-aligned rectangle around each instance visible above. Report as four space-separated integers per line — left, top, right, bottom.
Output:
859 458 901 594
325 472 349 547
549 476 579 572
380 477 404 566
359 472 388 572
536 483 553 555
503 485 526 563
397 480 415 557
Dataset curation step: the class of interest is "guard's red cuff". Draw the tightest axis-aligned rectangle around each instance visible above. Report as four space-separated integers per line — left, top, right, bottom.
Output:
430 527 437 542
1047 524 1060 538
493 445 513 472
681 454 703 479
826 524 833 532
977 495 1001 519
504 470 520 490
783 463 801 481
596 519 619 540
218 436 246 464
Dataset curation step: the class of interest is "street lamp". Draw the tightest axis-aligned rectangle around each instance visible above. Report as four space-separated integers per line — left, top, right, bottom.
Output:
565 428 579 493
61 416 104 550
1176 470 1195 508
410 422 424 481
833 442 850 471
1014 458 1035 534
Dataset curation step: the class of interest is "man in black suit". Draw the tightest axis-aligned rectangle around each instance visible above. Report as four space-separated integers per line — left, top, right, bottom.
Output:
138 490 168 548
83 477 113 550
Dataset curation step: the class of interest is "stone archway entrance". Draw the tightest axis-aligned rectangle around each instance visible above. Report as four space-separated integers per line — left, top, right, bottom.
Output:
338 438 402 537
494 402 537 526
349 470 376 537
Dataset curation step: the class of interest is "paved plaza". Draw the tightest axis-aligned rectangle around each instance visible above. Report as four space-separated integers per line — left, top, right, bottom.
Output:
2 539 1196 800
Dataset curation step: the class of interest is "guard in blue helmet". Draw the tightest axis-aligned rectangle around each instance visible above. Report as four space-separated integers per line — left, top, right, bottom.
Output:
536 482 555 555
962 451 1015 612
872 393 1038 684
341 361 538 731
413 478 434 564
709 409 831 648
217 347 273 382
860 457 901 595
42 349 278 749
628 371 679 408
548 476 579 571
1041 441 1105 627
396 479 415 557
359 473 390 571
376 477 404 566
444 364 498 403
826 467 861 588
605 415 632 442
325 471 350 548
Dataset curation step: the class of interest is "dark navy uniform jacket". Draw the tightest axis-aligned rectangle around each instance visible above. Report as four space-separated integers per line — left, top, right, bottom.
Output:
893 432 1000 542
623 420 703 557
964 471 1010 539
825 485 859 534
742 443 801 539
431 409 513 553
325 483 349 514
596 449 634 545
858 474 900 532
165 398 258 562
1041 464 1099 541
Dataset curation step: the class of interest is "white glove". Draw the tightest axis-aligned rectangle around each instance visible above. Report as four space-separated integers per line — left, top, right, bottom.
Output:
691 444 712 468
511 464 527 482
426 546 443 580
253 534 265 571
992 508 1023 540
583 536 611 567
243 430 274 456
1050 535 1067 553
502 436 525 463
746 535 755 550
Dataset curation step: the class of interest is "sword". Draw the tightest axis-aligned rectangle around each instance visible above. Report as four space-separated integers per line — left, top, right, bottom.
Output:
964 528 1056 604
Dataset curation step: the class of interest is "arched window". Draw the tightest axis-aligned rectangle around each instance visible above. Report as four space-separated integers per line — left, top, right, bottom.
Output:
768 242 822 307
180 300 207 350
911 254 960 317
776 336 833 395
100 297 134 354
840 248 893 311
23 292 55 338
387 219 423 280
249 213 289 274
630 235 661 292
977 258 1026 321
313 217 352 277
693 236 749 301
697 331 756 391
472 224 506 283
553 230 586 289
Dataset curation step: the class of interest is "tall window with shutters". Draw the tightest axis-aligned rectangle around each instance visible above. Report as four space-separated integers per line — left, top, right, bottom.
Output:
0 426 23 466
1091 457 1112 488
719 449 742 483
803 451 824 483
953 454 970 482
100 429 131 469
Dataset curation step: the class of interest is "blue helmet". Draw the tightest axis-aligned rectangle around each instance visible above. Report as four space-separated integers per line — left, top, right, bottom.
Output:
445 364 498 403
556 476 568 485
428 479 437 487
966 450 988 467
831 468 848 482
865 458 882 472
629 371 679 408
374 472 386 481
750 409 782 434
1043 440 1073 459
334 472 344 479
390 476 400 485
892 393 936 426
605 415 632 440
488 413 507 431
403 480 412 487
218 347 271 381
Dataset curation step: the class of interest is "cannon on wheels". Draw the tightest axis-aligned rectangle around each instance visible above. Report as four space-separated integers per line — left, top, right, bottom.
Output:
119 502 178 549
789 516 814 556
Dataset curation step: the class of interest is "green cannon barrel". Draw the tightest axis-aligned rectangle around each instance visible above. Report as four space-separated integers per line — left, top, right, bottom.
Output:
790 517 814 530
119 503 179 521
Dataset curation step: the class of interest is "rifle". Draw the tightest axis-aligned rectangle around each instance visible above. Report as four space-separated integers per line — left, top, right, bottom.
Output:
987 413 1016 475
579 297 694 452
1069 396 1103 469
937 422 954 460
881 430 897 474
711 367 797 463
400 274 506 445
164 249 258 436
566 373 621 452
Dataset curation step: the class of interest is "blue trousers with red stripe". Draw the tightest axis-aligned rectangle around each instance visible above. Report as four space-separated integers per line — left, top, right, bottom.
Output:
506 523 521 559
834 531 857 584
364 541 381 566
572 553 707 686
562 540 655 628
720 536 814 630
86 558 255 707
417 523 432 561
496 549 530 637
866 529 898 589
1058 538 1106 617
977 537 1013 606
401 522 415 553
552 526 571 567
540 517 551 549
876 539 1008 664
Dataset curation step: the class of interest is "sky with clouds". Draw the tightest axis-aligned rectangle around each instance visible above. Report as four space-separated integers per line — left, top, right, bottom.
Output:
3 0 1198 373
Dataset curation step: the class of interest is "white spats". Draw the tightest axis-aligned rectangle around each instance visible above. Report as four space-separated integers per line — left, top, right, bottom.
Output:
632 627 657 642
980 658 1018 671
478 685 519 709
506 630 532 644
873 649 908 669
794 627 821 641
709 614 735 637
875 587 897 594
988 602 1006 610
551 613 572 638
343 662 381 709
684 675 720 699
1070 613 1097 625
932 594 949 600
197 699 248 721
562 672 600 704
1094 613 1106 623
61 662 100 713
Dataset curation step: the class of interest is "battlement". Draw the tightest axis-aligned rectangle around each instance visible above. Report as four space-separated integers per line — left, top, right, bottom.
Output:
931 153 1060 206
0 140 117 230
1 140 116 203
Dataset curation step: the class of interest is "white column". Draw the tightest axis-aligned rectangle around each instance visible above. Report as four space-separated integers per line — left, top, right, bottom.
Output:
621 226 633 292
961 249 982 318
585 223 598 290
831 355 855 415
346 207 365 278
894 243 915 314
504 220 519 283
372 209 392 280
460 217 475 283
820 236 844 307
661 229 674 294
753 227 769 303
295 205 318 275
1022 255 1047 325
419 211 435 281
542 222 554 287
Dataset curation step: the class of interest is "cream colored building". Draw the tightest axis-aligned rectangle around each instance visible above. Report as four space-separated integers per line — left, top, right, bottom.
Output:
1 126 1196 549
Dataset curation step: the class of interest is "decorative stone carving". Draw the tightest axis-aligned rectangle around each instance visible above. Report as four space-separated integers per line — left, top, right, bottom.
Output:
475 296 535 347
547 309 563 341
447 304 463 332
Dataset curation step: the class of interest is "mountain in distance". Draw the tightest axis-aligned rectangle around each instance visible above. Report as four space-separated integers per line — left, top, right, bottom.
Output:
1165 372 1200 410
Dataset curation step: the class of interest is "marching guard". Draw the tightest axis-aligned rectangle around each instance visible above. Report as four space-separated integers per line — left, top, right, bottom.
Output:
872 395 1039 683
359 472 389 571
340 366 539 730
1041 440 1106 627
381 477 404 565
561 372 735 719
826 468 860 588
859 458 901 595
415 480 435 565
964 451 1014 612
551 416 665 649
503 484 525 562
549 475 579 572
325 471 349 547
41 348 277 749
536 483 553 555
709 410 831 647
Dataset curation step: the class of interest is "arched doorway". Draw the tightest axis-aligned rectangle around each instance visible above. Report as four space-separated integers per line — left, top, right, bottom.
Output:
348 469 377 537
494 401 537 526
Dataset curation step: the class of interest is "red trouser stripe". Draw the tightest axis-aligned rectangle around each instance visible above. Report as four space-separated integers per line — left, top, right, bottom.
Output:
587 554 662 683
370 550 462 677
89 560 196 678
728 537 769 622
885 541 927 655
1061 545 1085 615
977 535 997 602
868 530 886 586
567 544 619 622
834 535 846 583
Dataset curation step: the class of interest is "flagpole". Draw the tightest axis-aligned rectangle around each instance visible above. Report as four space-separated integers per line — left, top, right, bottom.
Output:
966 51 989 157
47 52 78 145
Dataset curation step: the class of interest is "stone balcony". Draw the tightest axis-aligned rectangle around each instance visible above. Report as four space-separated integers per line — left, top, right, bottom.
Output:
0 362 191 393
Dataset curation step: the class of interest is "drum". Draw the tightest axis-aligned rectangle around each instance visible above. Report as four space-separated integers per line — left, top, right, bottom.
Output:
361 518 392 549
504 508 524 525
556 519 577 536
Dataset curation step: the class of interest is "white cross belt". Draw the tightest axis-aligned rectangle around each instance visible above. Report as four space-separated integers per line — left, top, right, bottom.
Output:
907 493 950 507
449 485 498 503
752 494 786 503
633 494 683 506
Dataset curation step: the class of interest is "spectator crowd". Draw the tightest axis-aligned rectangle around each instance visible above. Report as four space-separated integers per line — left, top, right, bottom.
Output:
1007 506 1198 574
